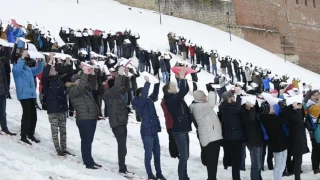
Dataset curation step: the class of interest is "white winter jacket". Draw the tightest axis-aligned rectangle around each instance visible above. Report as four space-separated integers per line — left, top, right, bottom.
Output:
245 68 252 82
189 90 223 147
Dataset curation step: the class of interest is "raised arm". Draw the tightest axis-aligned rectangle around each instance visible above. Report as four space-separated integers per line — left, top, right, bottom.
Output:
12 57 26 75
149 83 160 102
30 60 44 76
41 64 51 86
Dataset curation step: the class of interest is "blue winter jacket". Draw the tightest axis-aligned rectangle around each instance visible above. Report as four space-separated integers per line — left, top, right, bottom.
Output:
42 64 72 114
263 78 270 90
6 25 15 43
12 58 44 100
164 79 192 133
132 82 161 136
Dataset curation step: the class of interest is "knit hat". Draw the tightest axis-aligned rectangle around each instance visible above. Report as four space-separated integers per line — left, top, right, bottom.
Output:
193 90 205 101
71 74 81 83
260 103 270 114
222 91 233 102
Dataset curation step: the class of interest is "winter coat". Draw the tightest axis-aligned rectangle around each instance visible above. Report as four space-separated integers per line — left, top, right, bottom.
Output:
161 99 174 129
220 95 245 141
227 61 233 73
12 58 44 100
132 82 161 136
240 105 263 147
189 46 195 57
262 78 270 90
144 51 150 66
129 68 139 91
286 107 309 156
91 35 99 50
0 25 9 40
292 80 300 89
42 65 72 114
107 35 115 48
189 90 223 147
129 35 140 45
116 34 124 46
137 50 145 63
204 53 210 65
164 57 171 73
56 62 73 77
272 78 281 91
219 59 227 69
67 74 99 120
159 58 167 72
150 53 160 70
210 53 217 65
164 79 192 133
6 25 15 43
59 29 69 43
83 36 91 47
103 75 130 129
244 68 252 82
260 112 289 153
122 43 131 59
78 37 86 49
0 58 9 96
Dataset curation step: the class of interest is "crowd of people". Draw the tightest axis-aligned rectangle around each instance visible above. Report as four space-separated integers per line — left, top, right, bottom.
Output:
0 20 320 180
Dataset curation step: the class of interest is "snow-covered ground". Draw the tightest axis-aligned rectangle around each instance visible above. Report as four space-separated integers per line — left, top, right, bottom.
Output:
0 0 319 179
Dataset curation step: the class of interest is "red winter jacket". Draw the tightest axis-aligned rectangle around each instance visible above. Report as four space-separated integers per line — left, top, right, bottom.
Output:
189 46 195 57
161 99 174 129
37 72 43 93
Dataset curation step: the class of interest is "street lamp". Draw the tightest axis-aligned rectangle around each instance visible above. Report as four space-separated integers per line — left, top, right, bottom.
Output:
158 0 162 25
221 0 232 41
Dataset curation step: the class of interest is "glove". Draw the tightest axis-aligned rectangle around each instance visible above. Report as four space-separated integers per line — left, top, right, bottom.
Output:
235 87 242 95
206 84 215 92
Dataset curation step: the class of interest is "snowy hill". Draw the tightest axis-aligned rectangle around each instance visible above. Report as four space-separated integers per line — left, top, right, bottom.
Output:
0 0 319 179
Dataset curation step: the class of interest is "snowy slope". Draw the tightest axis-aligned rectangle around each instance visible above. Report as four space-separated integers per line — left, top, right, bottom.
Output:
0 0 318 179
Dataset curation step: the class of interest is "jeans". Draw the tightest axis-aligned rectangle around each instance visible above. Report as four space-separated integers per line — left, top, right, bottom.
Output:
161 72 169 84
241 142 246 170
142 135 162 177
86 46 92 60
130 44 136 57
0 95 8 131
228 71 234 83
173 132 189 180
76 120 97 166
124 92 128 105
212 65 217 75
205 64 210 72
112 125 128 171
204 140 221 180
20 99 37 137
248 145 263 180
117 45 123 58
273 150 287 180
311 138 320 171
99 46 104 55
139 63 145 72
190 56 195 64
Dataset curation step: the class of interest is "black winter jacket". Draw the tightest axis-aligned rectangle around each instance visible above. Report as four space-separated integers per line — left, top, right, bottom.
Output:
164 79 191 133
221 96 245 141
241 104 263 147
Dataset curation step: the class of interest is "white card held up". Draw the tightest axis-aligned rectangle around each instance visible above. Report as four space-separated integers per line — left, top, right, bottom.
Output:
286 94 303 106
82 62 99 69
18 37 31 43
27 43 38 52
28 51 45 59
141 71 159 84
0 39 9 47
261 92 280 107
103 65 110 75
241 95 257 105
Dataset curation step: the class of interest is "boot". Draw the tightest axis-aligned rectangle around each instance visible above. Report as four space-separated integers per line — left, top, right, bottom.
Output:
2 129 16 136
156 174 167 180
28 135 40 143
93 162 102 168
86 165 98 170
57 150 65 156
20 137 32 145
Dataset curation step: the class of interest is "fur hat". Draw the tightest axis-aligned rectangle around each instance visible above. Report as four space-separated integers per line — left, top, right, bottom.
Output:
193 90 205 101
222 91 233 102
71 74 81 83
